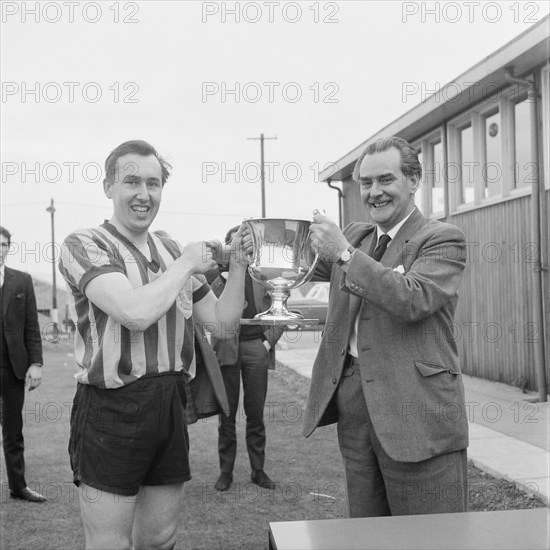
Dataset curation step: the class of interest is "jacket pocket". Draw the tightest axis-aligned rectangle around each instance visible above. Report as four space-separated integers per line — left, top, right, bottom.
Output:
414 360 460 377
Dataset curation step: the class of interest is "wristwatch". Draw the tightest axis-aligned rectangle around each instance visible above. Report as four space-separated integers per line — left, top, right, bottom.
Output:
336 246 356 266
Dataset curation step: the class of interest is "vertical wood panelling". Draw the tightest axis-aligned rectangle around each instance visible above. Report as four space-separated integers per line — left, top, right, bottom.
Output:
451 196 540 389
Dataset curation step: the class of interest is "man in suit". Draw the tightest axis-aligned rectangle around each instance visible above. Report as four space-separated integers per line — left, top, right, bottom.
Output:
0 226 46 502
210 226 285 492
304 136 468 517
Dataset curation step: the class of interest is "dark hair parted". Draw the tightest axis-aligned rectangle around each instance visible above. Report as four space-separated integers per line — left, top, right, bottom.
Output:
104 140 172 185
352 136 422 182
0 226 12 246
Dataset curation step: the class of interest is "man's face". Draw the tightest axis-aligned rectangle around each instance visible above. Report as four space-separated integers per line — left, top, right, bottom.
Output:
0 235 9 266
103 153 163 238
357 147 419 232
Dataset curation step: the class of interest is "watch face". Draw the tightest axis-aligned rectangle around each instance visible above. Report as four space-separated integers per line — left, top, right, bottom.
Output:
341 250 351 262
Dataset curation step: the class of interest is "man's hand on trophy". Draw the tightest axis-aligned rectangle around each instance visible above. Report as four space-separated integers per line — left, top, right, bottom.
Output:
310 211 351 262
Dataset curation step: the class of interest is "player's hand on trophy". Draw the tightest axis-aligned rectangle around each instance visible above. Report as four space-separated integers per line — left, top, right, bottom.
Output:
310 210 351 262
237 221 254 261
227 224 250 268
181 241 217 274
204 238 231 270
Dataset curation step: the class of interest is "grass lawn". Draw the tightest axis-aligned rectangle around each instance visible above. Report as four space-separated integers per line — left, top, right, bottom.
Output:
1 338 546 550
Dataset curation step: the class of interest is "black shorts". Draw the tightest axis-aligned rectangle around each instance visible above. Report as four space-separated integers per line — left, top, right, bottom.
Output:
69 371 190 497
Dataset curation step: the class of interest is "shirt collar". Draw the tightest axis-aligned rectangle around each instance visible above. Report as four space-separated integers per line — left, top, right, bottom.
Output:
376 208 416 243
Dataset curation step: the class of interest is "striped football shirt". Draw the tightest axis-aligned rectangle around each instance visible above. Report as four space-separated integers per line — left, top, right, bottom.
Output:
58 221 209 389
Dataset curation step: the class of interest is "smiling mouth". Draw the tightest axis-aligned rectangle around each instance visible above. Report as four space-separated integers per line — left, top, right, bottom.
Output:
370 200 391 209
131 205 150 213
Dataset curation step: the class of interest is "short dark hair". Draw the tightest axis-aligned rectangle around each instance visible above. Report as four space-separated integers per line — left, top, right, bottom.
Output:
352 136 422 182
225 225 240 245
104 140 172 185
0 226 11 246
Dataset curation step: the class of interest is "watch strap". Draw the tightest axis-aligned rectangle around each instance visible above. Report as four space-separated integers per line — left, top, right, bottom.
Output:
336 245 356 266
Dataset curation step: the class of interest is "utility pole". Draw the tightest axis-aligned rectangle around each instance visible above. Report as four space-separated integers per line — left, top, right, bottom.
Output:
46 198 58 324
247 133 277 217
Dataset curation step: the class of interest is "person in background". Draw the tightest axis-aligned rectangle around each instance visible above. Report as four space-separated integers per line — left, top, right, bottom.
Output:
210 225 284 492
0 225 46 503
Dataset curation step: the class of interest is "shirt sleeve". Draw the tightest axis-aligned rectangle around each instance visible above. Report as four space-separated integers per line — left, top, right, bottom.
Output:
192 274 211 303
58 229 125 293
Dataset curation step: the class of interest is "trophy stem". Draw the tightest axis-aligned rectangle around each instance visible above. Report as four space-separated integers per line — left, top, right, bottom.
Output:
264 287 294 318
240 286 306 325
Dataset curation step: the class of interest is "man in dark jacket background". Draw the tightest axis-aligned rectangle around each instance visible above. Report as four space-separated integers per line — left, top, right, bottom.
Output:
0 225 46 502
210 226 284 492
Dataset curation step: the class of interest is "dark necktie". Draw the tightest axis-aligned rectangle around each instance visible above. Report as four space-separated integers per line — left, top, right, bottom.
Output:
372 234 391 262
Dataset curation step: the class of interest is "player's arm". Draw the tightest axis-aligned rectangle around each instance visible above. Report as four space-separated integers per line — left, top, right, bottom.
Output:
85 241 216 331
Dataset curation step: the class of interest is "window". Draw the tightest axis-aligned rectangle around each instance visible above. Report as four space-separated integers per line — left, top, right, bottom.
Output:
482 109 502 198
432 141 444 215
513 97 534 189
459 125 475 204
542 64 550 190
412 132 445 218
414 147 425 215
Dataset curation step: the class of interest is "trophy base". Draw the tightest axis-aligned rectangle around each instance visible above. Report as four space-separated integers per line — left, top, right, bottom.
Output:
240 317 319 327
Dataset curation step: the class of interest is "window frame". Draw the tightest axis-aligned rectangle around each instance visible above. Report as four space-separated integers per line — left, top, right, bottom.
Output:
447 83 533 214
412 128 445 220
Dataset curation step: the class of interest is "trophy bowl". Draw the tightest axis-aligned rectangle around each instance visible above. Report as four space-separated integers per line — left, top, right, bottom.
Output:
241 218 320 326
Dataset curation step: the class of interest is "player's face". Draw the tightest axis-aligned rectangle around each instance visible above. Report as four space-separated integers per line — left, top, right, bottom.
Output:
357 147 419 232
104 153 163 239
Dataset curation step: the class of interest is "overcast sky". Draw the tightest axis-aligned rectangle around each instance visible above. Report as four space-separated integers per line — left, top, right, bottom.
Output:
2 0 549 281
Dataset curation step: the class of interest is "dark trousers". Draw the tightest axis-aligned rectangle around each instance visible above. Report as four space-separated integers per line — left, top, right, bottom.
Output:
336 359 467 517
218 339 269 473
0 365 27 492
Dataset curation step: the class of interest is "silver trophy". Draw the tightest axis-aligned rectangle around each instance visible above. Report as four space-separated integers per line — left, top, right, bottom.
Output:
241 218 319 326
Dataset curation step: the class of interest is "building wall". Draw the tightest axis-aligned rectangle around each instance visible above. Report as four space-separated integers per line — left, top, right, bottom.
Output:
450 195 545 388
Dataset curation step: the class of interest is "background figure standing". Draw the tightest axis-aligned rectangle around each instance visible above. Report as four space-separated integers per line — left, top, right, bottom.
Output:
0 226 46 502
211 226 284 491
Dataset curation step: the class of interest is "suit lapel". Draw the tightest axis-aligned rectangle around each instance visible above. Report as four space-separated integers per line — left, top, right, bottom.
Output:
380 208 426 268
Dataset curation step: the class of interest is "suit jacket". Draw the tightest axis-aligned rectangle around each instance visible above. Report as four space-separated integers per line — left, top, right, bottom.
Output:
209 273 284 369
185 321 230 424
1 267 43 379
302 209 469 463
